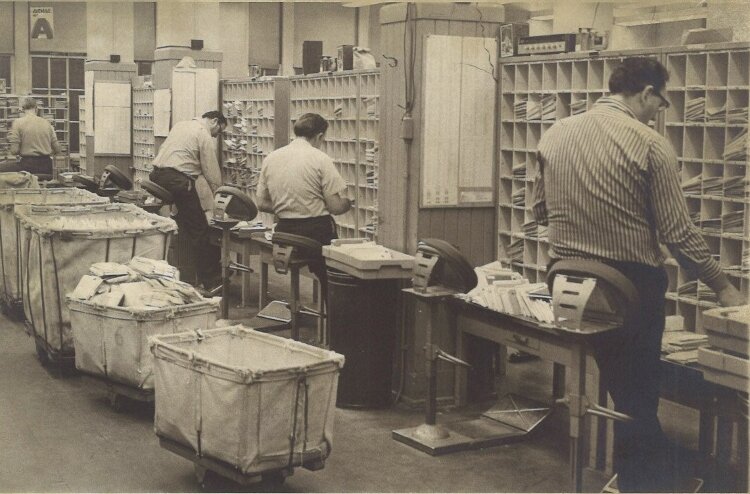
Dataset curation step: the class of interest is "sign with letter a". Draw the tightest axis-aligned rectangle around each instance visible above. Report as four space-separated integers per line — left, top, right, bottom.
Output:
30 7 54 40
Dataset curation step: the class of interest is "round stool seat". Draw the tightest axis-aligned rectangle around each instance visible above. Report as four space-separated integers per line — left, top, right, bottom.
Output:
271 232 323 261
71 174 100 192
547 259 639 317
102 164 133 191
140 179 174 205
214 186 258 222
417 238 478 293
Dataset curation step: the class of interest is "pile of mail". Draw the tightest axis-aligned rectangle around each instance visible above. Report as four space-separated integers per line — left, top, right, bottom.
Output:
459 262 554 324
69 257 209 309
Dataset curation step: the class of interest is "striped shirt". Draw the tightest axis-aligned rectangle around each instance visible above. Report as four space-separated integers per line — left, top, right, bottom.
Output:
533 96 728 291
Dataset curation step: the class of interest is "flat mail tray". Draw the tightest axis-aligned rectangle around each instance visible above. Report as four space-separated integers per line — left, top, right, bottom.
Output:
322 239 414 280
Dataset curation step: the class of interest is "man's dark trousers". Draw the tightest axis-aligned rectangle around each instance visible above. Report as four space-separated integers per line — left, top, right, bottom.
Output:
592 261 671 493
150 167 220 286
0 156 53 176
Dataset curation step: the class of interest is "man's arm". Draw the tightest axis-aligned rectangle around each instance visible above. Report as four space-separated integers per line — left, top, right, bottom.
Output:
320 156 351 215
8 120 20 156
648 140 744 306
324 193 352 215
198 132 223 192
255 163 274 213
49 125 62 155
531 151 548 226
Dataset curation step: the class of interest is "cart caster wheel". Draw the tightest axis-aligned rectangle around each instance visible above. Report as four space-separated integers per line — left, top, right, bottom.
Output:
35 343 49 366
194 465 223 491
108 393 126 413
261 471 286 491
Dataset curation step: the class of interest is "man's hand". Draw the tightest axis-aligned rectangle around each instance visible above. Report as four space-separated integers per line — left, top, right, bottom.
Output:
716 284 746 307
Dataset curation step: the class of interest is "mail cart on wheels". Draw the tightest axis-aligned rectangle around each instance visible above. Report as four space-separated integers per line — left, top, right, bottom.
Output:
150 325 345 491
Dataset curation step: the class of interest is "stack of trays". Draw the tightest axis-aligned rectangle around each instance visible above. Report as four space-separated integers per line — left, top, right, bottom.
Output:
698 305 749 392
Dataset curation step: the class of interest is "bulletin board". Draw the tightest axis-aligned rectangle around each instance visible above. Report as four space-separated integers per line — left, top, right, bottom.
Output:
93 81 131 155
171 68 219 125
84 71 94 136
421 35 497 208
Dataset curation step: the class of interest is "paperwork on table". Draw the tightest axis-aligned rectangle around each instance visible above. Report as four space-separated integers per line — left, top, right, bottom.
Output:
457 261 555 324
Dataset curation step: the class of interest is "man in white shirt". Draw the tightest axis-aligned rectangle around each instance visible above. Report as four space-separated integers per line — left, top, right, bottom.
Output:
257 112 352 293
149 111 226 291
2 97 61 176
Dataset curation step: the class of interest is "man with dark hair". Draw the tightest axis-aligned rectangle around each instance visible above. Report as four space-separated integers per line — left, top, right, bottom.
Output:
257 112 352 294
533 57 743 492
1 97 61 176
150 111 227 292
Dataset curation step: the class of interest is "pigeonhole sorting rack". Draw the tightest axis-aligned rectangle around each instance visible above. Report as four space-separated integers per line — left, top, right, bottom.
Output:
150 326 344 490
0 188 107 317
69 296 220 409
15 203 177 367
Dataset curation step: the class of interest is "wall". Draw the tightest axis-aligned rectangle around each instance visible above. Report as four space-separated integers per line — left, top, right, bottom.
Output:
293 2 356 68
29 2 86 54
134 2 156 61
708 1 750 41
155 2 221 51
248 2 280 69
220 2 250 78
86 3 134 63
0 3 14 54
366 5 382 62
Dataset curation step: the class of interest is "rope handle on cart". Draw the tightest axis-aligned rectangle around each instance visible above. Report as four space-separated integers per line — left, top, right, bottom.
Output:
288 374 310 470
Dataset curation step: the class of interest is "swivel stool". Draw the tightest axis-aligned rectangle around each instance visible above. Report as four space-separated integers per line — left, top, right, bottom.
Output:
269 232 325 343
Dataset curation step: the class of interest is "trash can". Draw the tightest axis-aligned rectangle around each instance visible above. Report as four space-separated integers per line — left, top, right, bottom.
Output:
323 240 414 409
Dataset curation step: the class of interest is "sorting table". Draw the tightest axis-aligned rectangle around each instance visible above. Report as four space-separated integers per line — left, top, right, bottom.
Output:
446 296 611 492
446 297 748 492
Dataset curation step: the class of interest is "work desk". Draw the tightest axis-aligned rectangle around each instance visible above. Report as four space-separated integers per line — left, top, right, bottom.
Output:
443 296 748 491
225 230 319 308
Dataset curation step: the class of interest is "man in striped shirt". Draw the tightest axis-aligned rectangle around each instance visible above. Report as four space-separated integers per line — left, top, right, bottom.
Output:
533 57 743 492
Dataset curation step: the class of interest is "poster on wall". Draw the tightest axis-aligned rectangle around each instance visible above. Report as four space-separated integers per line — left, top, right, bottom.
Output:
30 7 54 40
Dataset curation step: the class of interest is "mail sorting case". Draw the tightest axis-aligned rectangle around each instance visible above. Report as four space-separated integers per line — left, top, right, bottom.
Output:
16 203 177 359
69 297 220 390
150 326 344 475
0 188 108 309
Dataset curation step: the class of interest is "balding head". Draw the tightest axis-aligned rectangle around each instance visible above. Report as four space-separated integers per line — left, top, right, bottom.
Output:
21 97 38 111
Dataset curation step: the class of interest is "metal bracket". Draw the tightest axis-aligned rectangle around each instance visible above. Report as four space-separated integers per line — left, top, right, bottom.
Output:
272 244 294 275
228 261 252 274
412 248 440 292
425 344 471 368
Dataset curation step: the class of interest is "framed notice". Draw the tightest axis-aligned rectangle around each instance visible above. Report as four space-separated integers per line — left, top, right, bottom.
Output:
94 81 131 155
421 35 496 208
500 24 515 58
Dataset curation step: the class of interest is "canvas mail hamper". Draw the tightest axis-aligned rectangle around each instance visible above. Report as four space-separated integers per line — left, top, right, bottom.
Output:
0 188 107 308
16 203 177 357
69 297 219 390
151 326 344 475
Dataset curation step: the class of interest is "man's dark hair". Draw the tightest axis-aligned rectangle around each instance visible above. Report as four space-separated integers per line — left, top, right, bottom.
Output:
202 110 227 126
294 113 329 138
609 57 669 95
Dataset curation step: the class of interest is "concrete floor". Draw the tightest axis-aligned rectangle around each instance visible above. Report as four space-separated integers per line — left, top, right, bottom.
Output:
0 265 724 492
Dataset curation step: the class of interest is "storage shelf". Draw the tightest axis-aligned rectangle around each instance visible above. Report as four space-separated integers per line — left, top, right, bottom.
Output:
499 45 750 333
289 70 380 240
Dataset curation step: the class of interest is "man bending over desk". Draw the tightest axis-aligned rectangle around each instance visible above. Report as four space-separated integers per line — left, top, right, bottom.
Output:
532 57 743 492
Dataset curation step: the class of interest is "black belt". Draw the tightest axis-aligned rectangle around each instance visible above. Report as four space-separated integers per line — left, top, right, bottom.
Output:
154 166 197 181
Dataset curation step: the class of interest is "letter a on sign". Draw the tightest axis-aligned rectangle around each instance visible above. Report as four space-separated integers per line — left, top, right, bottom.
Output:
31 7 54 40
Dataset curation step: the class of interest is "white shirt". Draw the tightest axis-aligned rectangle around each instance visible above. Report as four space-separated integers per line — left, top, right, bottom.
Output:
257 138 347 219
